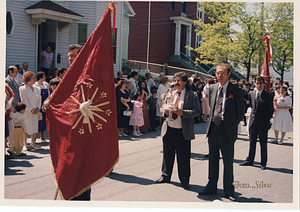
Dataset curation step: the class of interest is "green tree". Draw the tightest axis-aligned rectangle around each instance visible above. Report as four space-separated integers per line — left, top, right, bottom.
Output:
189 2 237 65
189 2 293 82
268 3 293 83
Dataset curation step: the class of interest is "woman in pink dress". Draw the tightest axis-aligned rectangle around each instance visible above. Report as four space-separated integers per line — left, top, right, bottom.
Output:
138 81 151 132
129 91 144 136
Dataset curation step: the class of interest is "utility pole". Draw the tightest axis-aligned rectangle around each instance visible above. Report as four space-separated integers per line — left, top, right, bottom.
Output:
146 2 151 71
257 2 264 76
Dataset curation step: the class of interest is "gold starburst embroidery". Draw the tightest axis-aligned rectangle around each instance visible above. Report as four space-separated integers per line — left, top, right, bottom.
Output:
106 109 112 116
96 123 102 130
66 84 110 134
87 82 93 89
79 128 85 135
101 92 107 98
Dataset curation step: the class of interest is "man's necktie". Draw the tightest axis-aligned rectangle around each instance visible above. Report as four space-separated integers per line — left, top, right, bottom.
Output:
172 92 181 120
255 92 259 108
212 86 223 126
13 79 19 89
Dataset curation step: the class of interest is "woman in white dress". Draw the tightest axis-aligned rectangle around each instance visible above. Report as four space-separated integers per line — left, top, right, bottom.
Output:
34 71 50 142
272 86 293 144
202 78 215 121
156 76 169 128
19 71 41 149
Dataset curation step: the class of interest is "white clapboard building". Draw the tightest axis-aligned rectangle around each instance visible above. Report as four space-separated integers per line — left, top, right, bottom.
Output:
6 0 135 76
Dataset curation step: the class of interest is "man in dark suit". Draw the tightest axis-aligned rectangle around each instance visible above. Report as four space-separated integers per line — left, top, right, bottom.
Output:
5 66 21 147
240 76 274 170
5 66 20 108
242 82 251 126
156 72 201 189
198 63 244 201
192 78 202 123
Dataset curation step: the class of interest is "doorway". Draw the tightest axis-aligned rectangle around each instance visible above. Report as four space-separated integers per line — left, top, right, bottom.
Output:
37 20 57 73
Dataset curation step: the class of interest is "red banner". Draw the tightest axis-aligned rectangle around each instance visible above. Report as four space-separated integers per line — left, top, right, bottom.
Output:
46 5 119 200
261 34 271 93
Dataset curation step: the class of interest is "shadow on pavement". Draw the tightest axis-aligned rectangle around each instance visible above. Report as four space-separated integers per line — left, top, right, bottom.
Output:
5 167 25 176
26 148 50 155
190 152 209 161
108 172 155 185
5 160 33 175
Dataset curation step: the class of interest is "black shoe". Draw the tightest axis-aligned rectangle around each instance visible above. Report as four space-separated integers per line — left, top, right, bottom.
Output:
198 188 217 195
260 165 266 170
239 161 253 166
155 176 170 184
5 155 14 160
182 183 190 190
17 153 27 156
204 154 209 158
225 195 236 202
7 150 13 156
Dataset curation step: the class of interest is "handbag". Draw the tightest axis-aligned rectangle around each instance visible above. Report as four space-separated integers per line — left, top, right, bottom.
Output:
38 112 43 121
123 110 132 116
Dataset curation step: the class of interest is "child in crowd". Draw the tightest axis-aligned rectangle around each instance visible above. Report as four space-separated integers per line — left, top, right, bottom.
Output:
147 90 157 132
7 102 28 157
129 91 144 136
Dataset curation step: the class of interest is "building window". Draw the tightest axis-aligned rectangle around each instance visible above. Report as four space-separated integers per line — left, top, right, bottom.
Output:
170 2 175 10
181 2 186 13
112 28 117 63
195 33 202 48
77 23 88 45
6 11 15 35
197 2 204 20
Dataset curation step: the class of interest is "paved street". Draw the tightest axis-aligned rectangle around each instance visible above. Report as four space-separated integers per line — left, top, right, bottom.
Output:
4 121 294 207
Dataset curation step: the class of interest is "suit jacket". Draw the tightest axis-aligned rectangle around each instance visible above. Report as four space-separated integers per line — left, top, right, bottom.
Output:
243 87 250 113
181 90 201 140
161 90 201 141
248 89 274 130
5 76 20 108
206 82 244 142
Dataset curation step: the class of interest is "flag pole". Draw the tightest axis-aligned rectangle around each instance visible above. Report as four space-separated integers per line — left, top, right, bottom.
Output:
54 187 59 200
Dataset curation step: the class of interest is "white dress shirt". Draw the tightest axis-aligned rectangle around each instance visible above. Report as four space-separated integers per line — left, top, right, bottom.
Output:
167 89 186 129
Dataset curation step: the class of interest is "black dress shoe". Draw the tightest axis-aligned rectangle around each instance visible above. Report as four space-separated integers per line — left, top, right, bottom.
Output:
198 188 217 195
225 195 236 202
182 183 190 190
261 165 266 170
239 161 253 166
17 153 26 156
156 176 170 183
5 155 14 160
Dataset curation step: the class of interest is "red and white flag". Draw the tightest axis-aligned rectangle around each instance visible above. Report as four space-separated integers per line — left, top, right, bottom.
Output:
46 4 119 200
261 34 272 93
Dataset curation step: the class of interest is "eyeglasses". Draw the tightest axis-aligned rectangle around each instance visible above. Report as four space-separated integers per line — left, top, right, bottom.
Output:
255 82 264 85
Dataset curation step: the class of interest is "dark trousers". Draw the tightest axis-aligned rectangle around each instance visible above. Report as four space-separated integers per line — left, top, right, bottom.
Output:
70 188 91 201
149 109 156 129
207 122 234 196
41 66 49 77
161 126 191 185
247 122 268 166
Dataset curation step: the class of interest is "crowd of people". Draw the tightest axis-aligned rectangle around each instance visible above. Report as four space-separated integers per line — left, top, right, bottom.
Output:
5 59 293 201
4 62 66 160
